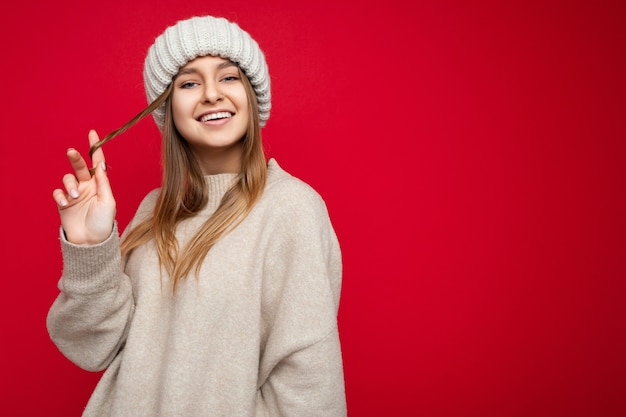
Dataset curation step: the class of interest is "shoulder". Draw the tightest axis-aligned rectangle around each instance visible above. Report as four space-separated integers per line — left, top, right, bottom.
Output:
253 159 339 246
263 159 329 216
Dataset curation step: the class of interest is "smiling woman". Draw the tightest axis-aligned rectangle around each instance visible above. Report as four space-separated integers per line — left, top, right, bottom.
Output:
46 15 346 417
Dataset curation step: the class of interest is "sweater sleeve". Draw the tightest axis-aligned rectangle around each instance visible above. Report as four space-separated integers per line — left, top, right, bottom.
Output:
258 182 346 417
46 222 135 372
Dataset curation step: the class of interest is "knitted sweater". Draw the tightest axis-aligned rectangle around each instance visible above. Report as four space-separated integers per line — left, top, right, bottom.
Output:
47 159 346 417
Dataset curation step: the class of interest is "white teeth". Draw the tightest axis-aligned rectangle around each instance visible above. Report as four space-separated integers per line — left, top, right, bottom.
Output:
200 112 232 122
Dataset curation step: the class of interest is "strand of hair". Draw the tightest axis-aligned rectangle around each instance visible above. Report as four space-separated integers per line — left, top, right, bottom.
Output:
88 84 173 174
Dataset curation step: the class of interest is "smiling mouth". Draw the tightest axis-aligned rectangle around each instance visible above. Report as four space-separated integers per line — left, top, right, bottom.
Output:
199 112 233 122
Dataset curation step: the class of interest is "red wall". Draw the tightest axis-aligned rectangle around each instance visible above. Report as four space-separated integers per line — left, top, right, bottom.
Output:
2 1 625 415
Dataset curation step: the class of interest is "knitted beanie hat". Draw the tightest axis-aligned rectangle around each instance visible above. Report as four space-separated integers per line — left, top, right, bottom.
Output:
143 16 271 130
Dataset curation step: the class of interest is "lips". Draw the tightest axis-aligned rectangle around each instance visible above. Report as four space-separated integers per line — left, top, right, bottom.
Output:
198 111 233 122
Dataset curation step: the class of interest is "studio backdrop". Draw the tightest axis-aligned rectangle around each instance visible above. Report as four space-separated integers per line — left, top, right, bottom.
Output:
1 1 625 416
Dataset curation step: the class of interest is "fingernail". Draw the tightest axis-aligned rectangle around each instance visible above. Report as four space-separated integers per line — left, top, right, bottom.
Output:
101 161 107 172
70 189 79 199
59 198 68 207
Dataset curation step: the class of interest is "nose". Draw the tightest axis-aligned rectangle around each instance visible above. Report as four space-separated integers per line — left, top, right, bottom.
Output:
203 82 224 104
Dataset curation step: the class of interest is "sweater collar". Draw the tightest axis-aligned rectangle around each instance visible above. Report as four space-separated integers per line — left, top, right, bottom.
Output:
202 158 283 213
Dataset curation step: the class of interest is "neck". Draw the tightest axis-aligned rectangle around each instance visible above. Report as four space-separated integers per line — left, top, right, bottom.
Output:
193 144 243 175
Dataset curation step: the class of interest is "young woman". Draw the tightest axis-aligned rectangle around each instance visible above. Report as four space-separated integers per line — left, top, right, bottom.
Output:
47 15 346 416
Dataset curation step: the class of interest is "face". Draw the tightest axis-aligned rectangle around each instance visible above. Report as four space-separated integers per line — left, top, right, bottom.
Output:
171 55 250 173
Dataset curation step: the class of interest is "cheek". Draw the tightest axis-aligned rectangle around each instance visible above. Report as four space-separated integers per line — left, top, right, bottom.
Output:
170 96 188 128
235 92 250 120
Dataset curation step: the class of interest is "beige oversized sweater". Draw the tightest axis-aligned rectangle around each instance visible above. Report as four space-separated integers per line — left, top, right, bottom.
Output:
47 159 346 417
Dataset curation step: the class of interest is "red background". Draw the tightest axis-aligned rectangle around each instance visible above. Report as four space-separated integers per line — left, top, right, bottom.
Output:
1 1 625 416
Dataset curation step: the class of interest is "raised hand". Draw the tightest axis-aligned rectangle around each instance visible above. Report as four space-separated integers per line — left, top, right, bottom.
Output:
52 130 117 245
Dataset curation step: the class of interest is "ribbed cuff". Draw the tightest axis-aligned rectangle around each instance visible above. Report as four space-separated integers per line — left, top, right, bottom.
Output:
59 222 123 295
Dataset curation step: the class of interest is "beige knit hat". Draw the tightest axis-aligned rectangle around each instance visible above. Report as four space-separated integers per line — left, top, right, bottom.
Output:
143 16 271 130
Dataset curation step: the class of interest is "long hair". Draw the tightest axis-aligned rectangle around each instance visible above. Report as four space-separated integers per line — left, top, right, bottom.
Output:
101 68 266 290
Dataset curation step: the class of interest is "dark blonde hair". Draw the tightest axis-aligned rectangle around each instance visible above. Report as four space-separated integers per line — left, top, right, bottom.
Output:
91 68 266 290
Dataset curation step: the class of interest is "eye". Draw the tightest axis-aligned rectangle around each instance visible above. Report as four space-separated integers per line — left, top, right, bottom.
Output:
221 75 240 83
179 81 199 89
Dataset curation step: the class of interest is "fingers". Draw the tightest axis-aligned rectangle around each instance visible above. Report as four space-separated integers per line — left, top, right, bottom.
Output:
88 129 113 203
67 147 92 183
52 129 113 210
93 159 114 203
55 130 101 207
88 129 105 170
52 188 69 208
52 172 83 209
67 130 104 180
62 172 80 198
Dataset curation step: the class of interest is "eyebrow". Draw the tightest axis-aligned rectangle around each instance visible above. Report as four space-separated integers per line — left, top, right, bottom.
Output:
176 60 237 77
